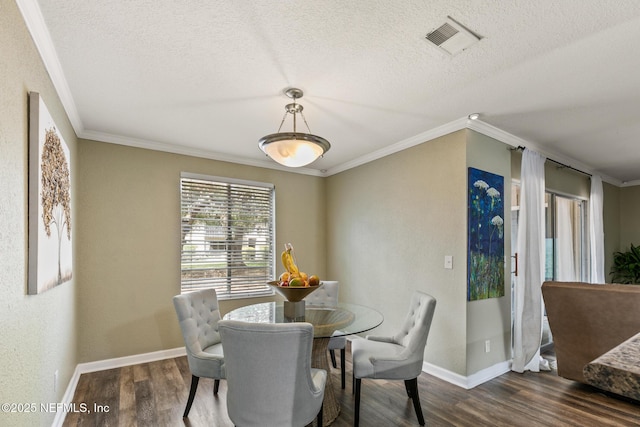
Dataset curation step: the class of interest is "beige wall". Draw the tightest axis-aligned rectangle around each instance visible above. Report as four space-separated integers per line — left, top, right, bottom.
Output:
511 151 590 198
465 131 512 375
326 131 469 375
0 1 78 426
619 186 640 250
545 163 591 199
326 130 516 377
75 129 630 378
76 140 326 362
604 182 621 278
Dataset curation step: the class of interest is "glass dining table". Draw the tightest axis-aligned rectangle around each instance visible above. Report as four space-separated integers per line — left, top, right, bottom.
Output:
223 301 384 426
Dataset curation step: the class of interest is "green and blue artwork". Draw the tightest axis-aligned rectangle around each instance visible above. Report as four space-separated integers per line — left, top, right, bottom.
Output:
468 167 505 301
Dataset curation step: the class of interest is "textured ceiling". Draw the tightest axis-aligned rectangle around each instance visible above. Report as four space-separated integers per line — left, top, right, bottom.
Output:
20 0 640 184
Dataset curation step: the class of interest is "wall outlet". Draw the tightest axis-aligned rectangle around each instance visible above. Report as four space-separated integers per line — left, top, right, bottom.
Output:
484 340 491 353
54 370 59 392
444 255 453 269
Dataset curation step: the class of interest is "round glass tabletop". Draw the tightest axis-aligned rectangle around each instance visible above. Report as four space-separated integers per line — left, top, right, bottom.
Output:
223 301 383 339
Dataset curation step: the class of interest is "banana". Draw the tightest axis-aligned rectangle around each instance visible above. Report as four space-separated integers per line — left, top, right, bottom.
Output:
285 245 299 276
281 246 291 272
281 243 300 276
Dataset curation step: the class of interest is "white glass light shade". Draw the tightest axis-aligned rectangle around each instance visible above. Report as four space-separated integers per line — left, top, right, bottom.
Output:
259 132 330 167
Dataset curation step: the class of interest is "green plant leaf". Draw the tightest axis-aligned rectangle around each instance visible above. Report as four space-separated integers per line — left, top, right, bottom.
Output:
610 244 640 284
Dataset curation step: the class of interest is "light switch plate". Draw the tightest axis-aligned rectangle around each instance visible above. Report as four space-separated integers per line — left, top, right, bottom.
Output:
444 255 453 269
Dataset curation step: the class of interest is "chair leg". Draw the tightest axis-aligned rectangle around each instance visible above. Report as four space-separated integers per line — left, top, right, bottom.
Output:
330 349 338 368
405 378 425 426
352 372 355 394
404 379 412 397
340 348 346 389
354 378 362 427
317 402 323 426
183 375 200 417
214 379 220 395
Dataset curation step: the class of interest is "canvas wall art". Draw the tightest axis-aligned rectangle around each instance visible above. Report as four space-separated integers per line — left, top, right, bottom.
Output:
467 167 504 301
28 92 73 295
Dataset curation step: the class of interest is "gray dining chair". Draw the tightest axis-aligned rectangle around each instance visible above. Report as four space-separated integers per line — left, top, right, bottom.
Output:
172 289 225 418
218 320 326 427
351 290 437 426
304 280 347 388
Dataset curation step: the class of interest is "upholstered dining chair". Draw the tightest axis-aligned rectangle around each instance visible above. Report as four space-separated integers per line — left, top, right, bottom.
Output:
172 289 225 418
304 280 348 389
351 291 437 426
218 320 326 427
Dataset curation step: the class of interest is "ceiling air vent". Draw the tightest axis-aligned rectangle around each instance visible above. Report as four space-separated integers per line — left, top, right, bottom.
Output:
426 17 481 56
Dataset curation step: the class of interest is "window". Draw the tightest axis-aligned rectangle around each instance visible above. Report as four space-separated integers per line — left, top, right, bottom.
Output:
511 184 588 282
180 173 275 299
544 193 588 282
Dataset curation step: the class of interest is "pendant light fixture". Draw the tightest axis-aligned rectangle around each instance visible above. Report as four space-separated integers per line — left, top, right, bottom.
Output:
258 88 330 167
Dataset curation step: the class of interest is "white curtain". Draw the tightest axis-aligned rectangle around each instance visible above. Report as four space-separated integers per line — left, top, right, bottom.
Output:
589 175 605 283
513 149 547 373
556 197 577 281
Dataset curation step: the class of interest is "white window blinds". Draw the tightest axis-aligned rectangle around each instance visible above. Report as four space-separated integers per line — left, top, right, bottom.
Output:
180 174 275 299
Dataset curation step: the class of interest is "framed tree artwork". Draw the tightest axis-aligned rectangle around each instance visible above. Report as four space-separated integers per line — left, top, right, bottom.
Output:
28 92 72 295
467 167 504 301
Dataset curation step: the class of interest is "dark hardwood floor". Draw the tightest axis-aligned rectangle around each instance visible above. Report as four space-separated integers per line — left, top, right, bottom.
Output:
63 346 640 426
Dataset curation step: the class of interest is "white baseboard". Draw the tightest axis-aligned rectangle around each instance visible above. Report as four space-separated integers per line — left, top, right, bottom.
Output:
422 360 511 389
52 343 512 426
348 336 511 390
75 346 186 374
52 347 186 427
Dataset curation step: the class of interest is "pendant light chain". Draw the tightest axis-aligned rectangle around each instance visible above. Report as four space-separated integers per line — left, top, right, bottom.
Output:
275 95 312 134
299 110 312 133
276 110 288 133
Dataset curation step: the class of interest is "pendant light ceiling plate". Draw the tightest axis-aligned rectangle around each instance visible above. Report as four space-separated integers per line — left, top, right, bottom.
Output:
284 88 304 99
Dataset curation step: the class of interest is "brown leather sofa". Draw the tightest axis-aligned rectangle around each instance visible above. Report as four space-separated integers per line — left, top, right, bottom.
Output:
541 281 640 383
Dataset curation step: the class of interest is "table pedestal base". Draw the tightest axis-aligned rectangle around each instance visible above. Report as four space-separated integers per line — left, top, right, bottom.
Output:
311 337 339 426
284 300 306 321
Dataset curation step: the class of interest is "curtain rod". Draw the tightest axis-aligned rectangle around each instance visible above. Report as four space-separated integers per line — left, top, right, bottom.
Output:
510 145 592 177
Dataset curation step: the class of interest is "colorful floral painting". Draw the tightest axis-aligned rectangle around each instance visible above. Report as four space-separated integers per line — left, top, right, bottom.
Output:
468 167 504 301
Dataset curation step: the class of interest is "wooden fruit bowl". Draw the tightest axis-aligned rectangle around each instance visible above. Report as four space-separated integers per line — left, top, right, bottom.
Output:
267 281 320 302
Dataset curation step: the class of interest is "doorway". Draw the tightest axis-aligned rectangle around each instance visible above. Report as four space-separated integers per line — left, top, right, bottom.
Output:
510 183 588 352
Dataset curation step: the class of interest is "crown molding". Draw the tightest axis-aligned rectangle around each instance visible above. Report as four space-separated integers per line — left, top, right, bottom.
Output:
16 0 84 135
18 0 628 186
82 120 628 185
78 130 326 177
325 117 469 176
620 180 640 188
466 120 623 187
325 116 622 187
